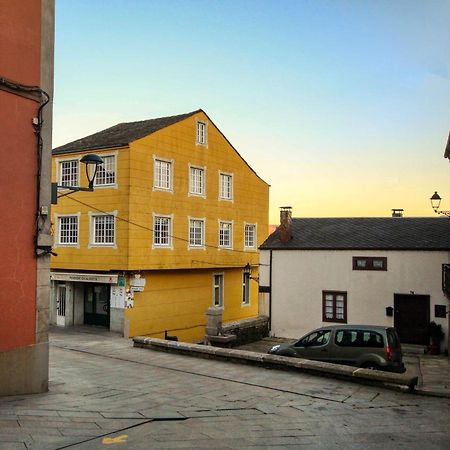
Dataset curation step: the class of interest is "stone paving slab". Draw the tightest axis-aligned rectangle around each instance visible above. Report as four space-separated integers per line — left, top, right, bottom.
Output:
0 327 449 449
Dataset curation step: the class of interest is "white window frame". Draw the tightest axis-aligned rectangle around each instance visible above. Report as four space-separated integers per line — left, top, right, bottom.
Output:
93 153 117 187
58 158 79 187
218 220 233 249
244 223 257 250
188 217 205 249
55 213 80 247
153 156 173 192
212 273 224 307
88 211 117 248
196 120 208 146
153 213 173 249
242 271 250 306
219 171 233 201
188 164 206 197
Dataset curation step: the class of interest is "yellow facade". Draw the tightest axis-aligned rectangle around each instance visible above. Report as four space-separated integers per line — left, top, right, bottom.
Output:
51 110 269 341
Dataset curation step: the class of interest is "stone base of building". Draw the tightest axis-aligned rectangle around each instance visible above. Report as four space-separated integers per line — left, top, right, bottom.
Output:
0 342 49 396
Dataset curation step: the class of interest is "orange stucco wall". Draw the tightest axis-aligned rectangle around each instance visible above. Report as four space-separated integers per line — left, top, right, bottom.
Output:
0 0 42 351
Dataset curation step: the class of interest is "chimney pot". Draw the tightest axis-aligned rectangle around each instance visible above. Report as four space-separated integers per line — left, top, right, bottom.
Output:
391 208 404 218
279 206 292 243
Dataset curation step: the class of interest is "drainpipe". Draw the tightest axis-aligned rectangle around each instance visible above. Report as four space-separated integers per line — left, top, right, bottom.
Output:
269 250 273 334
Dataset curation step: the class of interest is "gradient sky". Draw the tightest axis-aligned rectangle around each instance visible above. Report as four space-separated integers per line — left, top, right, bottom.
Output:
54 0 450 224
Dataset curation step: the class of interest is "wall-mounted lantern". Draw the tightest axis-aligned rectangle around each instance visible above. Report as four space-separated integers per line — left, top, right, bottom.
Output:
430 191 450 217
386 306 393 317
244 263 259 282
51 153 104 204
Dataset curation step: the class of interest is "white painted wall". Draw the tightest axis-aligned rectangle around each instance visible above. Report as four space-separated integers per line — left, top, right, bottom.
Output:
260 249 450 351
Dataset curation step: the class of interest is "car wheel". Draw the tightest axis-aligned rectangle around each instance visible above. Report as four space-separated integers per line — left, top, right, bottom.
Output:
363 362 381 371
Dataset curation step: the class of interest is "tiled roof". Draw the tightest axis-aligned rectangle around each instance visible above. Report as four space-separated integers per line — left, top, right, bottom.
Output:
260 217 450 251
53 110 201 154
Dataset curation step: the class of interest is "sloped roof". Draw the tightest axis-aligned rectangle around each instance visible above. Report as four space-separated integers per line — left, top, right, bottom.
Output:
53 110 201 154
260 217 450 251
444 130 450 159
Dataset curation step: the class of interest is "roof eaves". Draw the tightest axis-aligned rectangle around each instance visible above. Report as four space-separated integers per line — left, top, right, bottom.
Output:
52 143 129 155
260 245 450 251
127 109 202 145
199 110 270 187
444 130 450 159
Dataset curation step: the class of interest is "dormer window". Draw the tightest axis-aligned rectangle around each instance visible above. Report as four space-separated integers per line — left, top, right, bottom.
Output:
196 121 207 145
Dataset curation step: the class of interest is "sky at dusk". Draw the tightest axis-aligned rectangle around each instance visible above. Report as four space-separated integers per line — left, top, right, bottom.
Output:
53 0 450 224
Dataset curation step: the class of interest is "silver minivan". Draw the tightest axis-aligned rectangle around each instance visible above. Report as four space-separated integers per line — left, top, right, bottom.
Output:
268 325 405 373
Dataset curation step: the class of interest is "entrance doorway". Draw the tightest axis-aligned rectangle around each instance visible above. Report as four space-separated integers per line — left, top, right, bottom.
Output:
56 284 67 326
84 284 110 327
394 294 430 345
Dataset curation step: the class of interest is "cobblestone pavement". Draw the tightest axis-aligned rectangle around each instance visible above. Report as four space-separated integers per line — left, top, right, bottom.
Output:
0 327 449 449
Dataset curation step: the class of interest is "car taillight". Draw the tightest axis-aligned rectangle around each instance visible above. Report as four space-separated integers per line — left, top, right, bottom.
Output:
386 344 392 361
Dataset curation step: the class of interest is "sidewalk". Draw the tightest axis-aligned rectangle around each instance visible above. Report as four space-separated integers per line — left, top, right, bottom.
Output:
237 337 450 398
1 328 449 449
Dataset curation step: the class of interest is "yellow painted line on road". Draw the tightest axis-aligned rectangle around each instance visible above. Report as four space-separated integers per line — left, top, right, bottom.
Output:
102 434 128 444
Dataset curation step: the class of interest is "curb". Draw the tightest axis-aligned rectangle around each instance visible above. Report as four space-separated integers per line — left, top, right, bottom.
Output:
133 337 419 391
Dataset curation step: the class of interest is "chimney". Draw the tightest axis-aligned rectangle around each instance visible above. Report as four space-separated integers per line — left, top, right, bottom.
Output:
279 206 292 243
391 208 404 218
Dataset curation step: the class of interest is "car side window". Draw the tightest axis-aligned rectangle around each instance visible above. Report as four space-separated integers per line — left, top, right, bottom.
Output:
362 331 384 348
296 330 330 347
335 329 384 348
335 330 358 347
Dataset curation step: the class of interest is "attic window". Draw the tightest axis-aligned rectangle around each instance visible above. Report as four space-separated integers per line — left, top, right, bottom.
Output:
353 257 387 271
196 121 207 145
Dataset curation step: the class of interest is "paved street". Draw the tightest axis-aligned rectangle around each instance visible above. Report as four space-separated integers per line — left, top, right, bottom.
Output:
1 327 449 449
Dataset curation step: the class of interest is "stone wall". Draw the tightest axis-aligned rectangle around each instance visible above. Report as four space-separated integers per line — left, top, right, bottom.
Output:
222 315 269 346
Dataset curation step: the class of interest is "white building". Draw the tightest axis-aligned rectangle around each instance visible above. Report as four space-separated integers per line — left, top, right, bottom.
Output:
259 208 450 354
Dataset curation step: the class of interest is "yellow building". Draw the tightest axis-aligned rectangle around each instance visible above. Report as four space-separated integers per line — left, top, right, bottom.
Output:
50 110 269 342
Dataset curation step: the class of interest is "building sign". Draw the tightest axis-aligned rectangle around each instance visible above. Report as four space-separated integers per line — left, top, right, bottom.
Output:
50 272 118 284
111 286 126 309
130 275 146 292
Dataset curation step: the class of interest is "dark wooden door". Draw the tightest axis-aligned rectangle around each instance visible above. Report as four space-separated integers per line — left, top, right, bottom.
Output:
394 294 429 345
84 284 110 328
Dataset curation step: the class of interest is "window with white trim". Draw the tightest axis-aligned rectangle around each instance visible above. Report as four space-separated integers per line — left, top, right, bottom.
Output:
92 215 115 245
154 159 172 190
219 221 232 248
58 216 78 245
59 159 79 186
244 224 256 248
242 271 250 305
196 121 207 145
94 155 116 186
189 166 205 196
219 173 233 200
189 218 204 247
213 274 224 307
154 216 171 247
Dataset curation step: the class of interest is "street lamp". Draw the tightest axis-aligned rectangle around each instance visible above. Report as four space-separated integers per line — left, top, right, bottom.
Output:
51 154 104 204
430 191 450 217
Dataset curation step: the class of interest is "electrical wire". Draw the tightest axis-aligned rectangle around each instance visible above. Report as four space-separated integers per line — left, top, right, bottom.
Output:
0 76 51 257
62 194 263 257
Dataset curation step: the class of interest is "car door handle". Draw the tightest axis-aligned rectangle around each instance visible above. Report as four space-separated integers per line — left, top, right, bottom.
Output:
321 348 328 352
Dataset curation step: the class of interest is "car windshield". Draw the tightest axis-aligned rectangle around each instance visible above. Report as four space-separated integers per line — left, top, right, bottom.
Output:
296 330 330 347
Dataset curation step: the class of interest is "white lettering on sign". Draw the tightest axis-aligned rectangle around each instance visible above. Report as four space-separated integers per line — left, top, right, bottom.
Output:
50 272 118 284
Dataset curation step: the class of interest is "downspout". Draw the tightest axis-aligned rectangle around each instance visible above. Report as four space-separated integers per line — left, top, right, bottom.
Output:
269 250 273 333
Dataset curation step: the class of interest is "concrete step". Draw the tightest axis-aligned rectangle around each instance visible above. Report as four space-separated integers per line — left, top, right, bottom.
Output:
402 344 427 354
